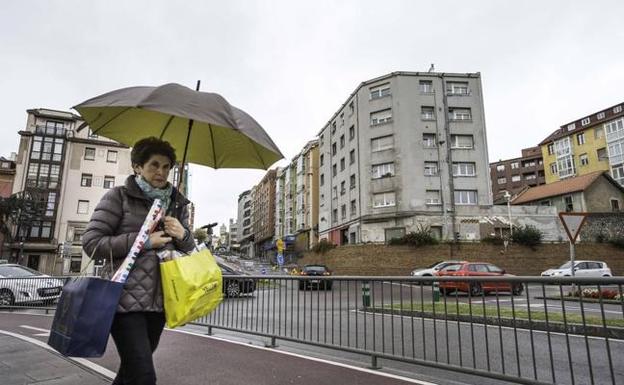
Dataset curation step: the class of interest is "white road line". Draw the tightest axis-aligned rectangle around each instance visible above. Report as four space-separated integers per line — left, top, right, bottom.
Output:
19 325 49 333
351 310 624 343
166 328 440 385
0 329 115 379
34 332 50 337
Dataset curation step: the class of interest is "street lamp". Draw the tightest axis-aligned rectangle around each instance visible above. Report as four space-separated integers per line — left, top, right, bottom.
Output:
504 191 513 237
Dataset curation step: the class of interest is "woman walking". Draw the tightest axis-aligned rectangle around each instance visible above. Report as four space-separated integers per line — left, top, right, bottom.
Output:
82 137 195 385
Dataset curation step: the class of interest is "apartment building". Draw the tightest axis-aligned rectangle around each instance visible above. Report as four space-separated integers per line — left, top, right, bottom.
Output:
540 102 624 186
317 71 492 244
252 169 276 259
11 108 132 274
237 190 253 257
228 218 238 251
490 146 545 203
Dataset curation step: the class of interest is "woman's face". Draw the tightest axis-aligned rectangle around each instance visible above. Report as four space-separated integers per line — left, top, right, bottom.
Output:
134 154 172 189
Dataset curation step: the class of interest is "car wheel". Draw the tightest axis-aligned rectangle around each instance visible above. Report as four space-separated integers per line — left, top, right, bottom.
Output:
439 287 452 296
469 283 482 296
602 274 612 277
0 289 15 306
512 284 524 296
225 281 241 297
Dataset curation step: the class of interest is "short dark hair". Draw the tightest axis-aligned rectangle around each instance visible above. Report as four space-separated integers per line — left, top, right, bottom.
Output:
131 137 176 167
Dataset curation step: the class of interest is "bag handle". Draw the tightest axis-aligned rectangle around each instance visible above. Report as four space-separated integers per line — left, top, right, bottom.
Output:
79 239 114 277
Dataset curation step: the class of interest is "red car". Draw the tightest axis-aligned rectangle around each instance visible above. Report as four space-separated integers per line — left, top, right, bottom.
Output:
435 262 523 296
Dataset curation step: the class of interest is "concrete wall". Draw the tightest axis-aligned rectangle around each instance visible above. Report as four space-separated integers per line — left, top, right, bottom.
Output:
299 242 624 276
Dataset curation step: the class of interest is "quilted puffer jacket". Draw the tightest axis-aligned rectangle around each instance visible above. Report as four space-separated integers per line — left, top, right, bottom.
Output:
82 175 195 313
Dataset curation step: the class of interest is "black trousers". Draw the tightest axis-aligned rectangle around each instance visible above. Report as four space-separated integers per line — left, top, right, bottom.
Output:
110 312 166 385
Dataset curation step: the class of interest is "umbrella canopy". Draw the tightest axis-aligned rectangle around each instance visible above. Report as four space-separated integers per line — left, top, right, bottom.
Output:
74 83 284 170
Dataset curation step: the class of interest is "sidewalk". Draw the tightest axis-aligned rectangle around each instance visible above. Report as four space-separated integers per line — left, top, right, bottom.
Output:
0 332 110 385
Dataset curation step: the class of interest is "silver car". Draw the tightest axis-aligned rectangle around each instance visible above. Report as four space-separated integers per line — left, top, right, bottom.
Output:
0 264 64 306
541 260 613 277
411 260 467 276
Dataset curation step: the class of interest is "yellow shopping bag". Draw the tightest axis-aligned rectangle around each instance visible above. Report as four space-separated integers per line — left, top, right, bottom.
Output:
160 248 223 328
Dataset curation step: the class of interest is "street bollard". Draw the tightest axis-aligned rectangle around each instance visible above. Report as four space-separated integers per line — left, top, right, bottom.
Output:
362 281 371 307
432 280 440 302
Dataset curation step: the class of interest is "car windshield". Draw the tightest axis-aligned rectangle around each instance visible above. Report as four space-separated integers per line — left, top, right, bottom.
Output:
0 265 41 278
219 263 242 274
425 261 443 269
558 262 572 269
303 266 327 273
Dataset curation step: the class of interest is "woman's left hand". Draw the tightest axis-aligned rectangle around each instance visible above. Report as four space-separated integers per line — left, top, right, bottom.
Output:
163 216 187 240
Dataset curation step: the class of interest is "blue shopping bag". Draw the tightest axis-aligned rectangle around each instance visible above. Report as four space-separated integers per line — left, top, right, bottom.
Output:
47 276 124 357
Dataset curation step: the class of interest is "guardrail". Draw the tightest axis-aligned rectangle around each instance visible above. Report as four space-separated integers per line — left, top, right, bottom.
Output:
1 275 622 384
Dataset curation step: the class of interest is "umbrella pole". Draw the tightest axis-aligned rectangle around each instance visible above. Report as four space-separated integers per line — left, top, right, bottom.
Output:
176 80 201 192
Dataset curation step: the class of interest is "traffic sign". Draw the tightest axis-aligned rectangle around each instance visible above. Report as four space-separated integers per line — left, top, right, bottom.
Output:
558 212 588 244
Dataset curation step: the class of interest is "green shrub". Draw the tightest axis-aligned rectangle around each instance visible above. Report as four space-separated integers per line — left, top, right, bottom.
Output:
481 235 505 245
312 239 336 254
388 225 438 247
610 236 624 249
511 225 543 248
595 232 609 243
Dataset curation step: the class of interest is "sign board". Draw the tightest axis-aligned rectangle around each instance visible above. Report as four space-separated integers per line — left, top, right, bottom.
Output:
558 212 588 244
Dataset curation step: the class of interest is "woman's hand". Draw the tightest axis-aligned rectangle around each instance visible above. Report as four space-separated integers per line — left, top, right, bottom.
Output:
148 231 172 249
163 216 187 240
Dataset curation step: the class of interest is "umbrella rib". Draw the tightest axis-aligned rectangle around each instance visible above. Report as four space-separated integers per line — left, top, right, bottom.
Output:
158 115 175 140
208 123 218 168
91 107 133 135
245 133 268 169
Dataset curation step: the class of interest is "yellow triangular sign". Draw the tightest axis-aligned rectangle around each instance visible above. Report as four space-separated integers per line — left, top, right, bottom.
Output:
558 213 588 243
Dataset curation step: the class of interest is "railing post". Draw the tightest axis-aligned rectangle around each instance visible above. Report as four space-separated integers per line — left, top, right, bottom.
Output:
432 280 440 303
369 354 381 370
265 336 278 348
206 326 213 335
361 280 371 308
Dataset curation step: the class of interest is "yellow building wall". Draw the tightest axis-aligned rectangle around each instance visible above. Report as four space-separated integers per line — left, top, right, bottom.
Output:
541 126 609 184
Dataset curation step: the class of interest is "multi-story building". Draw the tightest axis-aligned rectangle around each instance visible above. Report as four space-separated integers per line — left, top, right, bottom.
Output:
252 169 276 259
318 71 492 244
274 167 286 239
237 190 253 258
0 154 17 259
300 140 319 248
228 218 238 251
11 108 132 274
490 146 545 203
539 102 624 186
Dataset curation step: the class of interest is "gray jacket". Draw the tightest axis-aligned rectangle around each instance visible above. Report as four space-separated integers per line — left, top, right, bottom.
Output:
82 175 195 313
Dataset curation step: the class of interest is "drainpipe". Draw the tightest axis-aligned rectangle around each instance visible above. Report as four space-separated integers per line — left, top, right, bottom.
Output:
438 74 457 244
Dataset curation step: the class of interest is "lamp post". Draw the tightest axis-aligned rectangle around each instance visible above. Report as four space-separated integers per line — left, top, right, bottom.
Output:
504 191 513 237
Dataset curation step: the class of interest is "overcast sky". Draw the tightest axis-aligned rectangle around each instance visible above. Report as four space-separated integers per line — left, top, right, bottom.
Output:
1 1 623 229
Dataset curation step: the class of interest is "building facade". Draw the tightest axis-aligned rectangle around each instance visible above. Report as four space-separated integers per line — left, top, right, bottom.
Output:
490 146 545 203
11 108 132 274
252 169 277 259
237 190 253 258
540 102 624 186
228 218 238 251
317 71 492 244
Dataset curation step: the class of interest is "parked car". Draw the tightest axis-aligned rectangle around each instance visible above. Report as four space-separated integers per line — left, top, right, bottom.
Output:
0 264 64 306
299 264 332 290
410 260 467 276
435 262 523 296
218 262 256 297
541 260 612 277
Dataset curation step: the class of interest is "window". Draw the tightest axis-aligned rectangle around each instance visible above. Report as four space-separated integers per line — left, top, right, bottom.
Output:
350 174 356 189
341 204 346 219
547 143 554 155
524 173 537 180
332 186 337 199
372 162 395 179
511 162 519 169
450 134 474 149
350 199 357 215
340 135 345 149
77 200 89 214
332 164 337 177
331 121 336 135
320 154 324 166
612 164 624 184
497 177 507 184
371 135 394 152
320 134 324 146
349 125 355 140
320 174 325 186
564 196 574 212
550 163 557 174
425 190 441 205
522 160 537 168
340 158 345 171
595 127 604 139
496 164 505 172
577 133 585 145
332 209 338 223
611 199 620 212
46 192 56 217
349 101 354 115
340 181 345 195
49 165 60 188
597 147 608 161
605 118 624 137
453 162 476 176
581 117 591 126
579 153 589 166
349 150 355 164
419 80 433 93
373 192 396 207
421 106 435 120
423 133 436 148
424 161 438 176
567 123 576 131
384 227 406 243
80 173 93 187
332 142 337 155
447 81 469 95
511 175 521 182
448 108 472 121
614 105 623 114
370 83 391 99
104 176 115 189
85 147 95 160
370 109 392 126
340 113 344 127
454 190 477 205
597 112 606 120
557 156 576 178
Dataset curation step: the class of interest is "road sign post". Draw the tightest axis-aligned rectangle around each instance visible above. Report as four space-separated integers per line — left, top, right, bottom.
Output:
558 212 588 282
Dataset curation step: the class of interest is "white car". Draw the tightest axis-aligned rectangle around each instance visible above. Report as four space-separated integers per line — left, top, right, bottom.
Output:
0 264 64 306
541 260 612 277
411 260 467 276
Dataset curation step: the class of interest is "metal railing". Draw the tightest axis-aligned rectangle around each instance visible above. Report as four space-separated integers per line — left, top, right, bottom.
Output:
1 275 623 384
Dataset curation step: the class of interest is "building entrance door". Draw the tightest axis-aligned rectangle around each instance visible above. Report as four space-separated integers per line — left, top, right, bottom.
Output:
27 254 40 271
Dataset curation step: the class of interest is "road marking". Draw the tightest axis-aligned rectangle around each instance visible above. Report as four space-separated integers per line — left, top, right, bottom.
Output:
0 329 115 379
351 310 624 343
19 325 49 333
166 328 440 385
